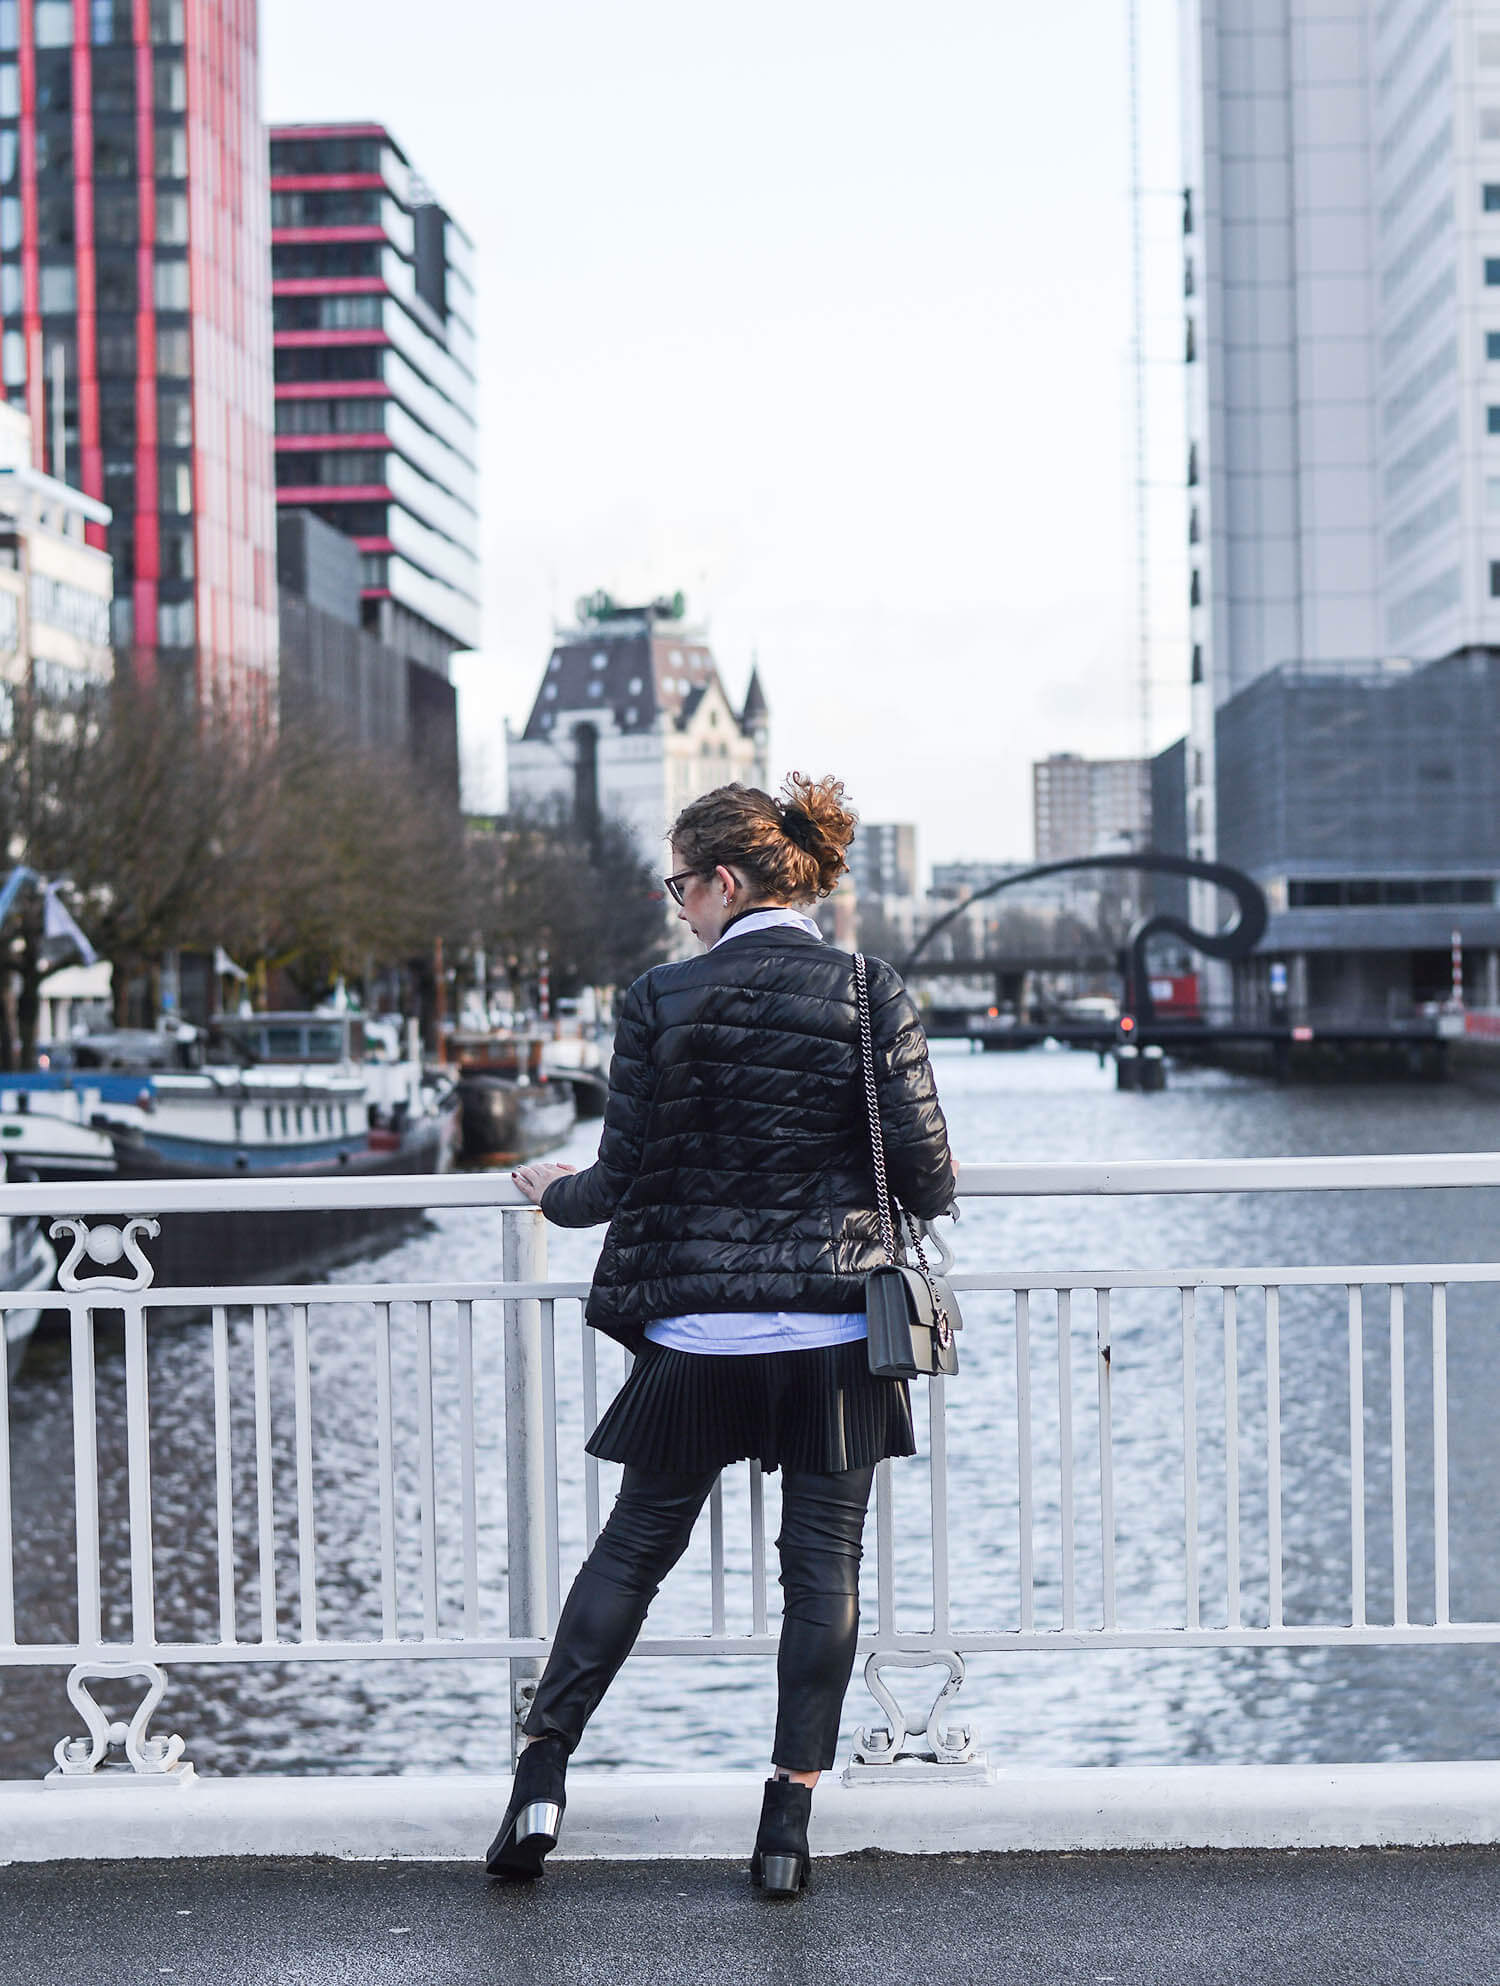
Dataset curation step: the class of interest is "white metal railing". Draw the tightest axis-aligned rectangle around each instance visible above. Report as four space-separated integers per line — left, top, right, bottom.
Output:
1 1156 1499 1781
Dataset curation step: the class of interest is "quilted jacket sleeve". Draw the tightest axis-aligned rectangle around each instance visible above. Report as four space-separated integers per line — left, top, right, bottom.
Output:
539 973 655 1228
867 958 955 1221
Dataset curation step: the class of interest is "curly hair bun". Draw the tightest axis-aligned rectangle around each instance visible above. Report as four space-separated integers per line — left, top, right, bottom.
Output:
779 772 857 897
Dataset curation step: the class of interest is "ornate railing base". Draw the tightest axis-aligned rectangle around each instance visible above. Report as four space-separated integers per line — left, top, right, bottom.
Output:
844 1649 988 1782
43 1663 194 1788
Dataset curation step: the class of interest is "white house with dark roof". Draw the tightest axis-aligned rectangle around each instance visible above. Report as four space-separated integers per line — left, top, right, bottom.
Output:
505 594 770 859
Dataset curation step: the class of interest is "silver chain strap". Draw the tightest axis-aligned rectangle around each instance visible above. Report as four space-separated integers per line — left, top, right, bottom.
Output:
853 953 953 1348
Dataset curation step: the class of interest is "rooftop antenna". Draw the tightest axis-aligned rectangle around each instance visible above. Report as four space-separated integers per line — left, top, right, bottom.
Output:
1128 0 1151 763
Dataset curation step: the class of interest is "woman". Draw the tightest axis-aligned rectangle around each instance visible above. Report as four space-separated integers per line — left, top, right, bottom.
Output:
486 772 955 1895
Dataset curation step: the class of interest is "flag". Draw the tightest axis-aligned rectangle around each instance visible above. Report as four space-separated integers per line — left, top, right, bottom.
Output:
42 883 96 966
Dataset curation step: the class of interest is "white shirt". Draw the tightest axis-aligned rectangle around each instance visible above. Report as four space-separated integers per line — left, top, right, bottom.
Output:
643 904 868 1358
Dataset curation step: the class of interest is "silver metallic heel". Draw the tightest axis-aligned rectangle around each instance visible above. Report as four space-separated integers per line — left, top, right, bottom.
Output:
517 1800 563 1842
758 1853 806 1894
486 1740 569 1881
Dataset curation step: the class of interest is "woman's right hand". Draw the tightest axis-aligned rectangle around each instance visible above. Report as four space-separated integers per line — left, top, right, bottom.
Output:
511 1162 576 1206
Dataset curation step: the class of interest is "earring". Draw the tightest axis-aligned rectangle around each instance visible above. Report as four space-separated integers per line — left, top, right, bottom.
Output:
722 894 730 907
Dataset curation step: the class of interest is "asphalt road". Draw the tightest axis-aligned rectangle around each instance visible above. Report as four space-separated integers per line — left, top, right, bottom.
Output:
1 1848 1496 1986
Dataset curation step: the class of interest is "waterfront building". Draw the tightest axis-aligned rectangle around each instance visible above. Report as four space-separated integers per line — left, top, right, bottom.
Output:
0 398 112 714
0 0 276 710
268 122 479 686
1179 1 1500 900
1211 652 1500 1016
847 822 918 904
276 507 458 795
505 592 769 860
1032 753 1151 865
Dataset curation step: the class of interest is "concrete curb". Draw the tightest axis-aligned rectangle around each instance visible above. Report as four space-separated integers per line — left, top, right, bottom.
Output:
5 1762 1500 1863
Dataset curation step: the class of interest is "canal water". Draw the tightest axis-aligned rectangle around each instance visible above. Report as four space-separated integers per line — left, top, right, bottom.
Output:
4 1045 1500 1782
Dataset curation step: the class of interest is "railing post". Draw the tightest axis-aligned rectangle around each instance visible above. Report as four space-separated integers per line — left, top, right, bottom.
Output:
502 1204 549 1766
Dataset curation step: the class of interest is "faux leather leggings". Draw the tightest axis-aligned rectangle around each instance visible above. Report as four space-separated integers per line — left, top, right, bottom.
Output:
523 1464 875 1772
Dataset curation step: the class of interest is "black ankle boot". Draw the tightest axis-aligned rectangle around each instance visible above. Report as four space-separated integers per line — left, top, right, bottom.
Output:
486 1737 569 1881
749 1776 812 1895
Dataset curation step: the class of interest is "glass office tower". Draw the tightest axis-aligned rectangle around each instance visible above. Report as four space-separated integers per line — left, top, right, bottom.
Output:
0 0 277 710
268 122 479 676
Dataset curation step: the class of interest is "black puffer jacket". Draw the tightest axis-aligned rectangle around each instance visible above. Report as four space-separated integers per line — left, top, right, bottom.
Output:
540 927 954 1349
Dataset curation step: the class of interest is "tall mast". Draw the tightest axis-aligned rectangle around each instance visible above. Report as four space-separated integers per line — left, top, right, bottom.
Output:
1128 0 1151 764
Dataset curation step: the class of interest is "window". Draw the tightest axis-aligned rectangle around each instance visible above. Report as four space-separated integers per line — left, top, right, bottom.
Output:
153 56 184 110
1485 258 1500 284
37 193 75 248
1485 107 1500 141
157 597 193 646
159 528 192 580
32 53 67 111
0 63 14 116
0 198 18 254
1185 317 1196 362
33 130 70 176
98 327 135 375
34 1 71 45
155 193 187 245
1489 332 1500 360
1187 442 1198 487
0 133 14 186
1189 568 1202 606
1488 476 1500 511
161 461 191 513
91 50 134 113
155 126 185 178
0 265 16 315
95 191 137 245
270 189 382 229
1487 185 1500 212
0 4 15 50
39 264 75 313
158 390 190 446
157 327 190 375
95 259 135 310
92 0 133 42
150 0 183 41
93 132 134 178
1488 407 1500 434
591 652 607 670
1191 644 1204 685
271 293 382 333
99 395 132 448
1490 560 1500 596
1183 187 1193 236
154 258 188 310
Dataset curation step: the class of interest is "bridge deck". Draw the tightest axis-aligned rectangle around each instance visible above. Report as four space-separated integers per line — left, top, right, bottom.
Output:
4 1846 1495 1985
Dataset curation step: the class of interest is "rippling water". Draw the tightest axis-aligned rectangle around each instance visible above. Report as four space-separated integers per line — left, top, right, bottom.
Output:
5 1046 1500 1781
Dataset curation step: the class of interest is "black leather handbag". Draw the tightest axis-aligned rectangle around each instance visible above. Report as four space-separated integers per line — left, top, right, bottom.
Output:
854 952 960 1380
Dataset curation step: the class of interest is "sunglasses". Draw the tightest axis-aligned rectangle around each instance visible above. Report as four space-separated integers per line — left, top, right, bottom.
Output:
662 869 700 906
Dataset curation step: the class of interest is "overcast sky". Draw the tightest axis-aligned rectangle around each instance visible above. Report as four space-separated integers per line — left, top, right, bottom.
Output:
261 0 1189 870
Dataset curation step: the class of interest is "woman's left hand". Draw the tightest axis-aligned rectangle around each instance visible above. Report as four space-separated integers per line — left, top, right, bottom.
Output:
511 1162 577 1205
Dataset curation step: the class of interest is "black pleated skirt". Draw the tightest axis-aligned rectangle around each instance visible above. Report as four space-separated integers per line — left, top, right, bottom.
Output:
586 1335 916 1476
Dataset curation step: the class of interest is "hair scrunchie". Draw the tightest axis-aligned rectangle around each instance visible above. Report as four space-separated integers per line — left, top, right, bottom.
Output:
779 805 819 854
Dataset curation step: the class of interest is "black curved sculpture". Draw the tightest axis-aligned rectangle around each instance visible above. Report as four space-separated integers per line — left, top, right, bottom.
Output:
900 851 1268 1027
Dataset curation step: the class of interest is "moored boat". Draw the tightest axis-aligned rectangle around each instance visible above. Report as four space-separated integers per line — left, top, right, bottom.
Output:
446 1030 577 1164
47 1013 461 1284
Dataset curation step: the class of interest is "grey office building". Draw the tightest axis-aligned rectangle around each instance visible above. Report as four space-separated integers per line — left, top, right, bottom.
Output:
1208 651 1500 1014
